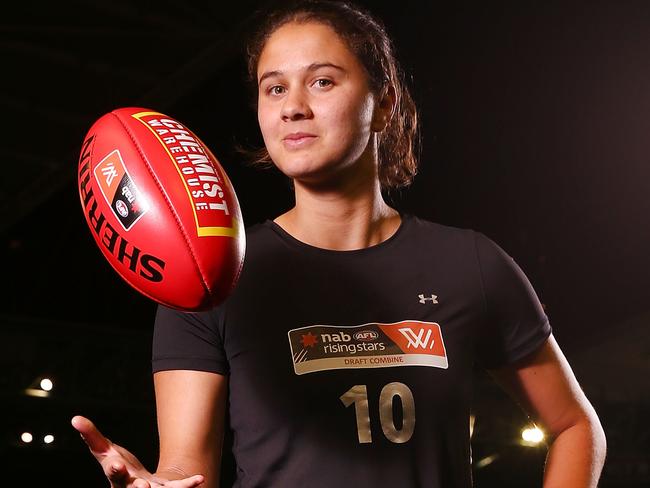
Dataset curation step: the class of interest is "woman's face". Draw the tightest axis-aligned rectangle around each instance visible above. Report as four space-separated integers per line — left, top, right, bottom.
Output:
256 21 379 187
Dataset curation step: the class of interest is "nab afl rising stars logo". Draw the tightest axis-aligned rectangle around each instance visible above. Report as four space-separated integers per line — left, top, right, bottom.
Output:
288 320 448 375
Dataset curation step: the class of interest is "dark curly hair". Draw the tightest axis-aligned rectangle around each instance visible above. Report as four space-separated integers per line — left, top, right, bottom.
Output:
244 0 419 190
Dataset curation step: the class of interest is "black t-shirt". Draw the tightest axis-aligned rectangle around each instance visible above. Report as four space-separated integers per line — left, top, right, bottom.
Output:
153 215 551 487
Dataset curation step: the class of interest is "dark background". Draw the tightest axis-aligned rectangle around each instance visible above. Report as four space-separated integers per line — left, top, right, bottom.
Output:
1 0 649 486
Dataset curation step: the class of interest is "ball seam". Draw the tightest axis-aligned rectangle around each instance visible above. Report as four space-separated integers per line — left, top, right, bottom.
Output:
110 110 212 302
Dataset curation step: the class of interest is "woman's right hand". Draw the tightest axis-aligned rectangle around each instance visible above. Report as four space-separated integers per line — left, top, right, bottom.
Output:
71 415 204 488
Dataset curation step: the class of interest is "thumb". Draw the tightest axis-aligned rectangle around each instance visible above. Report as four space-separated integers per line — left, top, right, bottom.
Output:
169 474 205 487
71 415 112 456
186 474 205 486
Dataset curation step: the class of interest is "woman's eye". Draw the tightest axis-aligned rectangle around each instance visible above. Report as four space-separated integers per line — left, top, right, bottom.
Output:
268 85 285 95
314 79 333 88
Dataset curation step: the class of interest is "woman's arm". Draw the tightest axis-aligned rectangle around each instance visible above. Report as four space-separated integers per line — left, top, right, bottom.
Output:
154 370 229 488
489 334 606 487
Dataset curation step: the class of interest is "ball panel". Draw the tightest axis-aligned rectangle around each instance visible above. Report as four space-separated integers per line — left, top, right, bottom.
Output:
111 108 245 306
79 113 209 310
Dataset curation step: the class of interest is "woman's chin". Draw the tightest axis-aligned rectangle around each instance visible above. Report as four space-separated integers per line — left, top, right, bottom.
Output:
274 158 332 181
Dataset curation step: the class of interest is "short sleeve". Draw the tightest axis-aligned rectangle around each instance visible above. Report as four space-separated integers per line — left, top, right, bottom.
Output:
152 304 229 375
474 232 552 369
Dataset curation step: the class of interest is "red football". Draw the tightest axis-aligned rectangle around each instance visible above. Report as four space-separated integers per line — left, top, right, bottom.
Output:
78 107 245 311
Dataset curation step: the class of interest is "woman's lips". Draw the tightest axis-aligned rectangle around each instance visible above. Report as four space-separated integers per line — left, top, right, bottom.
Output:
283 133 317 148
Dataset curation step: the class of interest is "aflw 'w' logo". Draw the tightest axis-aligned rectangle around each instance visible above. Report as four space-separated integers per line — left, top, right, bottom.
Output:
398 327 435 349
101 162 119 186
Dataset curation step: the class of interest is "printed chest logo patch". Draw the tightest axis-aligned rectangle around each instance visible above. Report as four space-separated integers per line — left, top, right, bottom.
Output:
288 320 448 375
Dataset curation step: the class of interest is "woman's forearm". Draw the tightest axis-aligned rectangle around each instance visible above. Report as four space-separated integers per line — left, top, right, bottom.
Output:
543 415 606 488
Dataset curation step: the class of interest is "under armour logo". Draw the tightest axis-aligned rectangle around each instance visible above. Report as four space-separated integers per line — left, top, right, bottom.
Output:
418 294 438 304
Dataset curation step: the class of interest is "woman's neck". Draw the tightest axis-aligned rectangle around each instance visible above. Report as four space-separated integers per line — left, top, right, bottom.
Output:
273 175 401 251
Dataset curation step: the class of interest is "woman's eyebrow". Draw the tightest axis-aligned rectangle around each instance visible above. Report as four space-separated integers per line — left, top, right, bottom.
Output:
258 62 345 85
306 62 345 73
258 70 282 85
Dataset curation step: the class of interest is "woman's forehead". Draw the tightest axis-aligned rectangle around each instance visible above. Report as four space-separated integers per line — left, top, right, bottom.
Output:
257 21 358 78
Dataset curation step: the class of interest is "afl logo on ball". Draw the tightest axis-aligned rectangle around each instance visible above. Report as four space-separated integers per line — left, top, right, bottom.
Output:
94 149 147 231
115 199 129 218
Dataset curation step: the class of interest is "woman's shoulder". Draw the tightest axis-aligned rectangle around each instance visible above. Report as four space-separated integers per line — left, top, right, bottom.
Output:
404 213 478 240
405 215 519 267
241 219 298 256
244 219 274 237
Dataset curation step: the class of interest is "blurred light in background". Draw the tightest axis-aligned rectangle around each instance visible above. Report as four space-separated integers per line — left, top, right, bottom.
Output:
20 432 33 443
24 375 54 397
475 453 500 469
43 434 54 444
521 426 544 445
40 378 53 392
24 387 48 398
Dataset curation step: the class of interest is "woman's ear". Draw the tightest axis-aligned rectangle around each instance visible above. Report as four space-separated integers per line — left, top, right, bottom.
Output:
371 85 396 132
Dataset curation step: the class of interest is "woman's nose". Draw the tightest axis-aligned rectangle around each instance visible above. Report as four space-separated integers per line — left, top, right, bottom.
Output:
281 88 313 121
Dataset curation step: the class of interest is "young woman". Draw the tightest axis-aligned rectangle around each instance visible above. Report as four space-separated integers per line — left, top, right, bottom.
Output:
72 1 606 487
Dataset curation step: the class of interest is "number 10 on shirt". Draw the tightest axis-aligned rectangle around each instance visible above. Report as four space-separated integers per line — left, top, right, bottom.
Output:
340 382 416 444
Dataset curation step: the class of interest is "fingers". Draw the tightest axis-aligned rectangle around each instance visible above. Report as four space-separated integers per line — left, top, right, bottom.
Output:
71 416 203 488
186 474 205 486
167 475 205 487
71 415 112 455
134 474 203 488
105 459 129 484
182 475 205 487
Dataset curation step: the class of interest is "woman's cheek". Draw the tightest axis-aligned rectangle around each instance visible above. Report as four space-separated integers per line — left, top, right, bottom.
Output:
257 104 274 133
258 115 277 152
